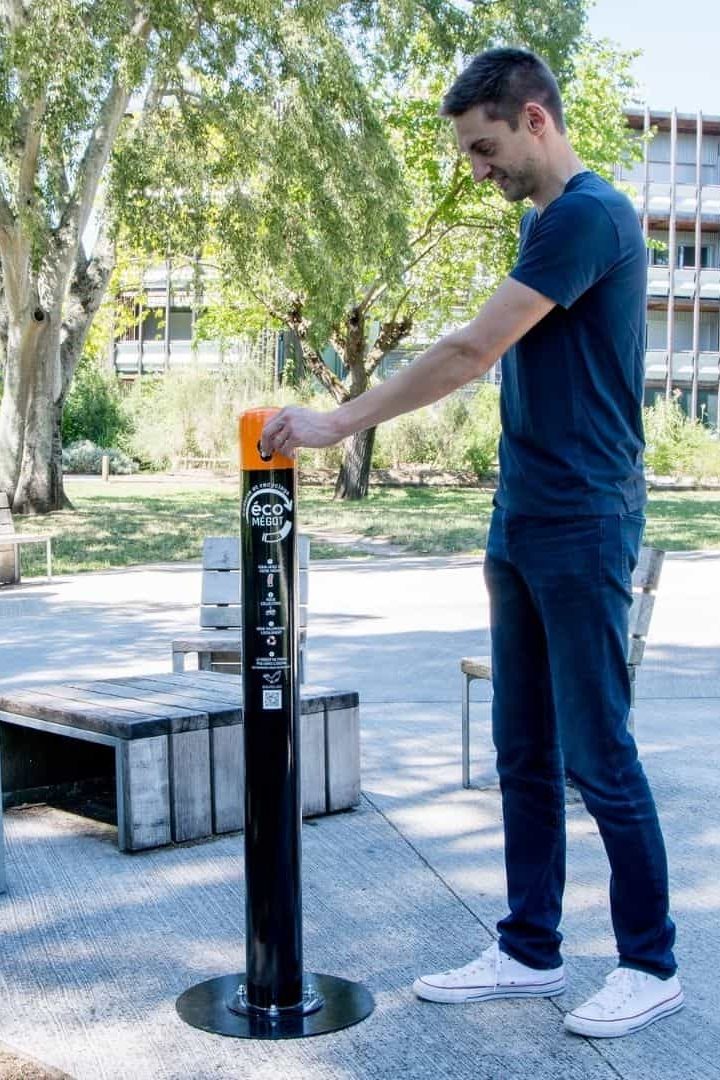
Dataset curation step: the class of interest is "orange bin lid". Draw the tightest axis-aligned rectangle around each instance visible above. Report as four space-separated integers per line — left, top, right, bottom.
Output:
238 408 296 472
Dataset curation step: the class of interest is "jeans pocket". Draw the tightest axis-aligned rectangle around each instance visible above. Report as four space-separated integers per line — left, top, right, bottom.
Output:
512 515 605 592
620 514 645 588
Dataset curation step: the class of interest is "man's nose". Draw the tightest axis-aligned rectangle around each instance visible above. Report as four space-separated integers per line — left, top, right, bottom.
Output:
472 160 492 183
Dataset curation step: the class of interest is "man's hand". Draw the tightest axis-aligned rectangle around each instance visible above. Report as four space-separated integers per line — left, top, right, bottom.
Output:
261 406 343 457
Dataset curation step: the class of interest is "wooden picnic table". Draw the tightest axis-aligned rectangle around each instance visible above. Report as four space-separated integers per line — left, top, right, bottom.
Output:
0 672 359 853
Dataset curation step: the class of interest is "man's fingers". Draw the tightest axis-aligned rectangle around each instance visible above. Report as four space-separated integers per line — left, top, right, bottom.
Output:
261 411 293 456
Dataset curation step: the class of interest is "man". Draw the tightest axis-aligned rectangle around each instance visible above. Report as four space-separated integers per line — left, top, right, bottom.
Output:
261 47 682 1039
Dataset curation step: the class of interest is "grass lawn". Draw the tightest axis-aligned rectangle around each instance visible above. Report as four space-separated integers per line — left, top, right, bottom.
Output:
8 477 720 578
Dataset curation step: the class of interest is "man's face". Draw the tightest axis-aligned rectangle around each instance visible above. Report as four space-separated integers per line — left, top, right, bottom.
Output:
453 104 542 203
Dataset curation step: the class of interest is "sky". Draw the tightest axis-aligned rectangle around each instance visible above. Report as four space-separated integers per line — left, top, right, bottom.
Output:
586 0 719 112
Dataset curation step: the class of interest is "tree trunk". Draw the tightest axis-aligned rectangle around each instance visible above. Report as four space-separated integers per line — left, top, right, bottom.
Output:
0 313 66 515
334 427 376 500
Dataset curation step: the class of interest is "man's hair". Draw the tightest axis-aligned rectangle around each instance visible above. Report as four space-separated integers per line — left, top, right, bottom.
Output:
440 47 565 134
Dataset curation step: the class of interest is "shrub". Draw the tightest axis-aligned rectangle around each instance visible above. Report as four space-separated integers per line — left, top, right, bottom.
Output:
122 367 335 470
372 383 500 477
455 385 501 478
63 355 131 448
643 395 720 478
62 440 138 475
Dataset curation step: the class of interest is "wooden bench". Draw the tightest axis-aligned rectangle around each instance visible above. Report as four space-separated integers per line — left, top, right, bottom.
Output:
171 535 310 682
0 492 53 585
0 673 359 854
460 545 665 788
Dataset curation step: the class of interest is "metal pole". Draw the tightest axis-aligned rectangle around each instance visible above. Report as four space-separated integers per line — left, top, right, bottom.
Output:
691 110 703 420
666 109 678 400
176 407 374 1040
233 408 310 1015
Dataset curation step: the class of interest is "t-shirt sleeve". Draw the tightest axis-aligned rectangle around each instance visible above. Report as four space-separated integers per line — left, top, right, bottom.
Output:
510 193 620 309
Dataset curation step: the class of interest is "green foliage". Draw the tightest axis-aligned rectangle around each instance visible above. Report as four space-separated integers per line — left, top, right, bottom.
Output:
109 0 590 362
564 39 643 181
121 367 319 470
643 395 720 478
460 385 503 478
373 383 500 477
61 354 131 448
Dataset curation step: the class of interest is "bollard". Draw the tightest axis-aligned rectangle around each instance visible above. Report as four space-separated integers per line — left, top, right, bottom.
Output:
101 453 110 482
176 408 374 1039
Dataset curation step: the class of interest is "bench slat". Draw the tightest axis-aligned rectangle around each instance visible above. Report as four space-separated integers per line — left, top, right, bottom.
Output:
202 534 309 570
66 679 241 725
102 674 242 709
201 603 308 629
633 546 664 591
628 590 655 639
201 568 308 606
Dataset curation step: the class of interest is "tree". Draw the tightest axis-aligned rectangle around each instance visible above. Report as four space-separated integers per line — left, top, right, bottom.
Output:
201 28 641 498
0 0 437 513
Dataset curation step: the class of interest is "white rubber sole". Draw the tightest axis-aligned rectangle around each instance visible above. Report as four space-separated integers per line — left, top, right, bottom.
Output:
413 975 566 1004
563 989 685 1038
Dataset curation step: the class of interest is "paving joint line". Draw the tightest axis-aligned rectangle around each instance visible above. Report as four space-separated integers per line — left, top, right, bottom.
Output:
360 790 495 940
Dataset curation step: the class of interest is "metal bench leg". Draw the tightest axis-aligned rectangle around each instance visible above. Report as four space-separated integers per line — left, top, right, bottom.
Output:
461 672 472 789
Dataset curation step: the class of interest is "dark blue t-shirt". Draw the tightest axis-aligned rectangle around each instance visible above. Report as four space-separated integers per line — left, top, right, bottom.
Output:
496 170 647 517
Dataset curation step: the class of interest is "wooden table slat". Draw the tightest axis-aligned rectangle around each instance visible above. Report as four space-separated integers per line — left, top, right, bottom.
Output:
76 678 242 723
103 674 243 707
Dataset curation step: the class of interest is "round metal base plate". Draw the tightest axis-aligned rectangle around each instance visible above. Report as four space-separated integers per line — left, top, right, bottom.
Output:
176 973 374 1039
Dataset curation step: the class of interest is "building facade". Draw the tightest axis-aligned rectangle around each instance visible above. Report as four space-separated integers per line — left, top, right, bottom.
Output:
616 108 720 429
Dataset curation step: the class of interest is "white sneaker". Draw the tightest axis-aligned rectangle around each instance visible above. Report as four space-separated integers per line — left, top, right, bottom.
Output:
413 941 565 1003
564 967 684 1038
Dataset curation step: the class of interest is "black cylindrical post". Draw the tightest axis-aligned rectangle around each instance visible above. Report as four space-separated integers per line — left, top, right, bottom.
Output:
233 407 315 1015
176 407 374 1040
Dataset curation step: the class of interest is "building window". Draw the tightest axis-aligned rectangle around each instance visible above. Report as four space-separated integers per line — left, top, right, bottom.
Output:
651 244 711 268
674 388 719 427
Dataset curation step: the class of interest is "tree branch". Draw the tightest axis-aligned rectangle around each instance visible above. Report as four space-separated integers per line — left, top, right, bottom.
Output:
364 317 413 379
59 219 116 395
56 11 151 254
356 158 467 317
17 95 46 207
244 285 348 403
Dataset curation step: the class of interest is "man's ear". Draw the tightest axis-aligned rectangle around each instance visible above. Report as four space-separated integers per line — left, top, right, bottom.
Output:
525 103 547 135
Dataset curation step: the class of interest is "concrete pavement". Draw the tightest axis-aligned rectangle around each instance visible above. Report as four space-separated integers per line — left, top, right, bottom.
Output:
1 550 719 1078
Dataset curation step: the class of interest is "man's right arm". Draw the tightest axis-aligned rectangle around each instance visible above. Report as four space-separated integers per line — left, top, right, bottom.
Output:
261 276 555 456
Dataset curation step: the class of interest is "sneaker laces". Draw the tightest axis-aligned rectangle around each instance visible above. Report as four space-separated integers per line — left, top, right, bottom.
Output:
441 942 500 987
587 968 645 1014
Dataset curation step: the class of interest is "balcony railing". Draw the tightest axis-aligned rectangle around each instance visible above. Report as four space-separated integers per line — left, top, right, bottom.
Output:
624 181 720 218
114 340 226 374
645 351 720 382
647 268 720 300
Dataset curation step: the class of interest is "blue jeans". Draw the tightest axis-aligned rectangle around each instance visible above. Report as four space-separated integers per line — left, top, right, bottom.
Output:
484 508 676 978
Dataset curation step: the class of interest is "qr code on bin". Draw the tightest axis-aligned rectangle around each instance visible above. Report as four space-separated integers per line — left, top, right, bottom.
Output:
263 689 282 710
